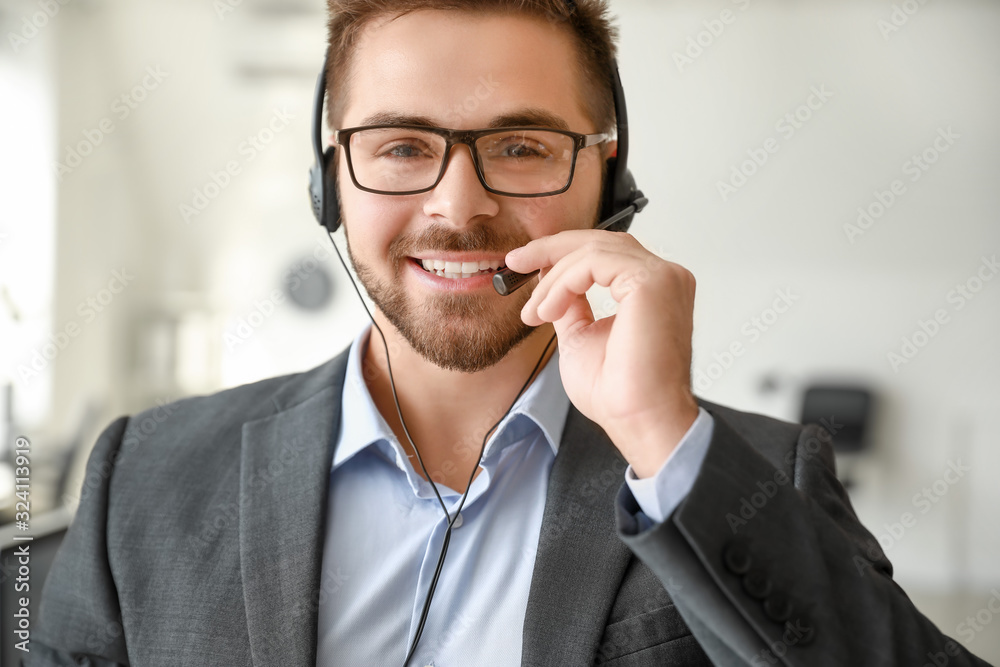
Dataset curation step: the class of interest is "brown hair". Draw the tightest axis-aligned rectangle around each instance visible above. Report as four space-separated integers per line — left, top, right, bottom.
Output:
325 0 619 134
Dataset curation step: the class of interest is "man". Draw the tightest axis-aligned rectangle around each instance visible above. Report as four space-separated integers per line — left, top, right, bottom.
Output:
30 1 992 666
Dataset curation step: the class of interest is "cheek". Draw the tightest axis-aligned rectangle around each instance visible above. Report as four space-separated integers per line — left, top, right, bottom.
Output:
513 164 603 233
514 198 575 235
339 176 413 258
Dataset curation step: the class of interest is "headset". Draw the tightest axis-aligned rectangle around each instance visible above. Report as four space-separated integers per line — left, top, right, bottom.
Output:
306 12 647 665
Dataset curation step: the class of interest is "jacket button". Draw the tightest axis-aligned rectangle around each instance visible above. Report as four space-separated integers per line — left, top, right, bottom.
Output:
742 569 772 599
785 617 817 647
763 591 793 622
723 539 752 574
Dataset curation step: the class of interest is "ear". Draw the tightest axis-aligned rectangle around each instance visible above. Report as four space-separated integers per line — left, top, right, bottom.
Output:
604 139 618 159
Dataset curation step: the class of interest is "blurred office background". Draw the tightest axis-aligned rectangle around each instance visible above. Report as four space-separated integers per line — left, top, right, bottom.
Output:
1 0 998 660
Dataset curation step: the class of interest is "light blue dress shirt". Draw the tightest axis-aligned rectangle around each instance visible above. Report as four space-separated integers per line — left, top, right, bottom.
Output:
316 325 714 667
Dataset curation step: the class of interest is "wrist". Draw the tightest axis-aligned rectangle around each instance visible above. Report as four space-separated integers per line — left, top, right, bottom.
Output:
605 393 700 479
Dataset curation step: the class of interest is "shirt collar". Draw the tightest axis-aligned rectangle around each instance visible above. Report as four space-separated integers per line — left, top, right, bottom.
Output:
332 324 569 472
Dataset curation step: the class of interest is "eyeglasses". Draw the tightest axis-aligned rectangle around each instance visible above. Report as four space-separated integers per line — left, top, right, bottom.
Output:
334 124 611 197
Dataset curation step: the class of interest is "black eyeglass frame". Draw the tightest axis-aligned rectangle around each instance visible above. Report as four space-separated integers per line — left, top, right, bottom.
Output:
333 124 612 198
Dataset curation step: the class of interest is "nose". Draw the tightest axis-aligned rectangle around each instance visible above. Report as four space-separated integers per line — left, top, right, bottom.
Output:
421 142 499 226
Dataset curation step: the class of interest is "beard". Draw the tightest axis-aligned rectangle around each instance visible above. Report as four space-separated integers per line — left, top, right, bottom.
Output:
345 221 539 374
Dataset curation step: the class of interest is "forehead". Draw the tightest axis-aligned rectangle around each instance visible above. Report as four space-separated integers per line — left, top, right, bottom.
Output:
341 9 591 132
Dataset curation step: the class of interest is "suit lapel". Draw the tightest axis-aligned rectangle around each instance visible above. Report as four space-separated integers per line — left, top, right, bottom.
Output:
239 350 350 667
521 405 634 666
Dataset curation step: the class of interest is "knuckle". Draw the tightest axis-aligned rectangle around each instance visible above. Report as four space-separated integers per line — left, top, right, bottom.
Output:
680 266 696 288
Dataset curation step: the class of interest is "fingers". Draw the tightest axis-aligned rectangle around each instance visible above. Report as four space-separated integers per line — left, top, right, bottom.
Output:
505 229 634 275
526 246 670 323
508 230 693 332
550 293 596 343
522 246 637 325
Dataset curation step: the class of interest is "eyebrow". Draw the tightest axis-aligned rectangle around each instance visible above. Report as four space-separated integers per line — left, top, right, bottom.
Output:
357 108 572 131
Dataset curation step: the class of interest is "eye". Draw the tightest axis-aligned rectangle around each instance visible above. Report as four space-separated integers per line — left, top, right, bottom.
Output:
484 132 557 160
377 141 432 159
500 142 544 159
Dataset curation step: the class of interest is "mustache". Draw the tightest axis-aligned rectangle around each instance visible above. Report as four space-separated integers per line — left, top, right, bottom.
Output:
388 223 532 263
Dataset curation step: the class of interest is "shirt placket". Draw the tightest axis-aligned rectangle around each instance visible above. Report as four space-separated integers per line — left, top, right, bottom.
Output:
401 450 501 666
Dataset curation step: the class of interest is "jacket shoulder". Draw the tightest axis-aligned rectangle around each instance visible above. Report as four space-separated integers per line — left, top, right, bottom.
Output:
696 397 811 473
129 348 350 441
105 349 350 480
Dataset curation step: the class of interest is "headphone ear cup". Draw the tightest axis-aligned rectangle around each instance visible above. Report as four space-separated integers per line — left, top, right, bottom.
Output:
600 156 638 233
321 146 341 233
309 161 325 225
600 156 618 224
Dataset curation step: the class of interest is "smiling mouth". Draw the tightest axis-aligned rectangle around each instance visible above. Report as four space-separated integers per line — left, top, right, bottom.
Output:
412 258 507 279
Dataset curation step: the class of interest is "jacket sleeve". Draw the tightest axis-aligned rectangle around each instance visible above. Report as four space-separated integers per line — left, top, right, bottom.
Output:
615 410 993 667
24 417 132 667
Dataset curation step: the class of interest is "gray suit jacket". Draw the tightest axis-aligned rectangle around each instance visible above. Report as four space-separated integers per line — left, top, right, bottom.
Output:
29 346 990 666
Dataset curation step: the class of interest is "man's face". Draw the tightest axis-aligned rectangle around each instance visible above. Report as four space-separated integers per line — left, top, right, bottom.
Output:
337 9 606 373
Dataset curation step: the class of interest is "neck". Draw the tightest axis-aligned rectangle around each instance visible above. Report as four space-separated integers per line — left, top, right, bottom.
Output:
361 314 557 491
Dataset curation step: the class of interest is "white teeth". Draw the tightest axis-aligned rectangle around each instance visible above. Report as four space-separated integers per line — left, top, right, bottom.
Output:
417 257 506 279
